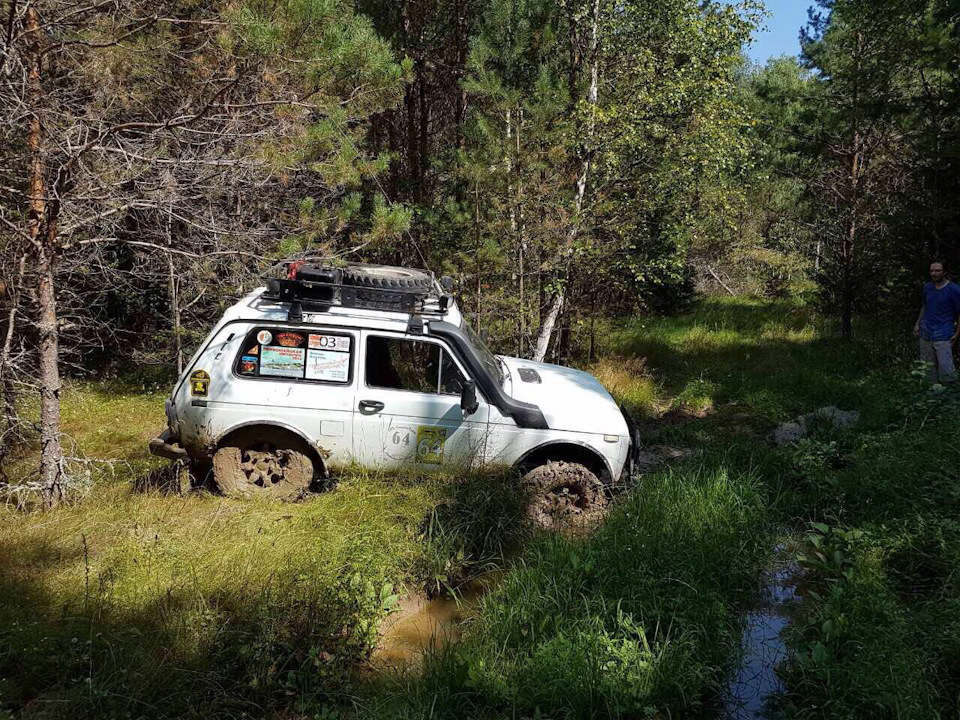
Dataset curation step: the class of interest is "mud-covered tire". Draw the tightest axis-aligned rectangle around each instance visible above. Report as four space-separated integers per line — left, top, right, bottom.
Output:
522 461 608 531
213 428 315 501
342 264 433 292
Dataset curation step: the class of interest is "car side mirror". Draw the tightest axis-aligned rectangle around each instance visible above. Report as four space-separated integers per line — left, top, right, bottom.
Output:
460 380 479 415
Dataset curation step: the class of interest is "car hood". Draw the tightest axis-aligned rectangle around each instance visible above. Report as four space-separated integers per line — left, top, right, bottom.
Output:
498 356 628 435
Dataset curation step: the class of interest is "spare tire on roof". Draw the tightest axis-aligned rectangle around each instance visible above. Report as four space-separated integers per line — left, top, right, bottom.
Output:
342 264 433 292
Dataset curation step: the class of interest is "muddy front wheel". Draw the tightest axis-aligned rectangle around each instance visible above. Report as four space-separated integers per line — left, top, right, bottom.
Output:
213 428 315 501
522 461 608 531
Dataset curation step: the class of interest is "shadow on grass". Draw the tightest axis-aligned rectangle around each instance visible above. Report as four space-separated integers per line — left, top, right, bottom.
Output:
0 525 393 719
0 465 540 720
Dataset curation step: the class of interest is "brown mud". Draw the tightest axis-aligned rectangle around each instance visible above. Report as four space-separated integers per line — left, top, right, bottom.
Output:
370 573 502 669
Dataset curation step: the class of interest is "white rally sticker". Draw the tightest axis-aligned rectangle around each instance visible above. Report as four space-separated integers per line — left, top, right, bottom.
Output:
257 330 273 345
309 334 350 352
305 349 350 382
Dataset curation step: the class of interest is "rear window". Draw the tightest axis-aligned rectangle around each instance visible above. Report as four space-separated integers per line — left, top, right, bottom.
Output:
235 328 353 384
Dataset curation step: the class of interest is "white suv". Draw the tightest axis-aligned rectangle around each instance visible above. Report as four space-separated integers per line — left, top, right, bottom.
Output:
149 263 638 508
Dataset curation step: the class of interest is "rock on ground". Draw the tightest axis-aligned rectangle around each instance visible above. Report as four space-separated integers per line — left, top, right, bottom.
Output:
771 406 860 446
634 445 696 474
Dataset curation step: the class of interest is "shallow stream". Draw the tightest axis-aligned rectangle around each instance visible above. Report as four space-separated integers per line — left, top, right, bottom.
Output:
371 544 801 720
720 543 800 719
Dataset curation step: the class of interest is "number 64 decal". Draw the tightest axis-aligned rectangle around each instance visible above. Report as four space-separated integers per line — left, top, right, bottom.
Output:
415 426 446 465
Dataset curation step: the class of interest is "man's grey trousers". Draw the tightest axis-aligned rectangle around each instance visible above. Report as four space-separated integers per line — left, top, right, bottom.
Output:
920 338 957 384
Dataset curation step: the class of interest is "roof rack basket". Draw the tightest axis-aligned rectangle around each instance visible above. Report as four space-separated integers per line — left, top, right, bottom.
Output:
262 262 452 317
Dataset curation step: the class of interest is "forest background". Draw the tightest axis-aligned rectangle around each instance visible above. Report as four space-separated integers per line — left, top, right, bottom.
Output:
1 0 959 502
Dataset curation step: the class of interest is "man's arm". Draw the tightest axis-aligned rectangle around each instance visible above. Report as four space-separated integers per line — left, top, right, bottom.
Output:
953 288 960 344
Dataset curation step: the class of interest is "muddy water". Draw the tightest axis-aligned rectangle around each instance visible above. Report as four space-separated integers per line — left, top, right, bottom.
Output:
371 575 498 668
721 544 800 719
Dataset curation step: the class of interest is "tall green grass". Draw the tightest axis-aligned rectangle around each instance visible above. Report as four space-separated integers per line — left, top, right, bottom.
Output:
373 464 770 718
1 386 528 720
779 391 960 719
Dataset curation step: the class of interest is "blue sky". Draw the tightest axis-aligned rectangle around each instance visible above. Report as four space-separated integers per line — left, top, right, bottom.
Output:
735 0 812 65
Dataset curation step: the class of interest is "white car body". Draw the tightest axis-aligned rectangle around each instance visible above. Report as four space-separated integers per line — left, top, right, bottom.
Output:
155 286 636 483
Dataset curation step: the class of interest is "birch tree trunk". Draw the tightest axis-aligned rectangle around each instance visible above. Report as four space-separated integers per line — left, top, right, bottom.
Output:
166 207 183 374
517 107 527 356
841 32 863 340
534 0 600 362
1 256 27 446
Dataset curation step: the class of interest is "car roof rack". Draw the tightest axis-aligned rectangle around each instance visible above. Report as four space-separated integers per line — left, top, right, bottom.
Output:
261 261 454 322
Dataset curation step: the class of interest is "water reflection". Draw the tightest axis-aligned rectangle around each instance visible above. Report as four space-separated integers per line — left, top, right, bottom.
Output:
722 544 799 719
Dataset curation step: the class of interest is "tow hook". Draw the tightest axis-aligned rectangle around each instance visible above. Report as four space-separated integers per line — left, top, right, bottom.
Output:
148 429 188 461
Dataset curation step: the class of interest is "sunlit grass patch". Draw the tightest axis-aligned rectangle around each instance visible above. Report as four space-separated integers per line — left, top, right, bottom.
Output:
589 356 660 417
59 382 165 460
0 473 448 717
5 380 167 486
759 321 817 343
673 377 716 415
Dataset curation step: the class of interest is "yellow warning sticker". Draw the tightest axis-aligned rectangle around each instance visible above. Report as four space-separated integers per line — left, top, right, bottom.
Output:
416 426 446 465
190 369 210 397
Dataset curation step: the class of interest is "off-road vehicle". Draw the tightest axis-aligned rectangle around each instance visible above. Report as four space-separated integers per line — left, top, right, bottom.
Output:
149 262 639 519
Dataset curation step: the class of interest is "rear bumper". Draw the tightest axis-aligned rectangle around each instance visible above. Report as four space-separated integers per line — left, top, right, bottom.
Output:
148 429 188 461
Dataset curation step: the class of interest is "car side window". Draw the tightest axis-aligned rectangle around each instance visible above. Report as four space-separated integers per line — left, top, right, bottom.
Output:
366 336 466 395
235 328 353 384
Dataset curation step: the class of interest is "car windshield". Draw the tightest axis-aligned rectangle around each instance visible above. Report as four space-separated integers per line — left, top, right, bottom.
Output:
462 320 504 385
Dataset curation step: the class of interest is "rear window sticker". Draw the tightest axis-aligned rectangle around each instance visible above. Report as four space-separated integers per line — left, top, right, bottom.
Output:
256 330 273 345
259 346 305 378
190 369 210 396
305 349 350 382
240 356 258 374
416 425 446 464
309 334 351 352
275 331 305 348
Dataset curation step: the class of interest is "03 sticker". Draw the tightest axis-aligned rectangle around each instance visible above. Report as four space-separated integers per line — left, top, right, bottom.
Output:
416 426 446 465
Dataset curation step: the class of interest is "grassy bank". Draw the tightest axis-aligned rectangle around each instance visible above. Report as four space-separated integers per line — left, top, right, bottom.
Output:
4 297 957 719
596 298 960 718
0 386 528 718
374 464 769 718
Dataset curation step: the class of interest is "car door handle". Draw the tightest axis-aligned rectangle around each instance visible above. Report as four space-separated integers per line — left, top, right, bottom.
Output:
358 400 385 413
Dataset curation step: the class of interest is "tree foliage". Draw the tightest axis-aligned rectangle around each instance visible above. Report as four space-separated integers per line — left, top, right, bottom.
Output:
3 0 960 493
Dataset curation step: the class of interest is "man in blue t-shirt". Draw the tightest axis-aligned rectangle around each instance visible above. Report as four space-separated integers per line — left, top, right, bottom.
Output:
914 260 960 384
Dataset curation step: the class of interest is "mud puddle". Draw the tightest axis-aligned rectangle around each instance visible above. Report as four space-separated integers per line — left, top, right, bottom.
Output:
720 542 800 719
370 573 501 669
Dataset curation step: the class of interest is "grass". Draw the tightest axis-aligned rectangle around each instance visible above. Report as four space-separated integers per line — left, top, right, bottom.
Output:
4 295 959 719
588 297 960 718
1 387 529 718
374 465 769 718
0 474 445 718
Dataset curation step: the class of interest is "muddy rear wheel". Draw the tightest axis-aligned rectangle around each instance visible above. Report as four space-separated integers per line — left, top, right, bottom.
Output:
522 461 608 531
213 428 315 500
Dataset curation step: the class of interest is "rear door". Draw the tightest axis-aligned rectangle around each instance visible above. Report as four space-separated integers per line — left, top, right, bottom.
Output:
222 325 357 468
354 330 489 470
